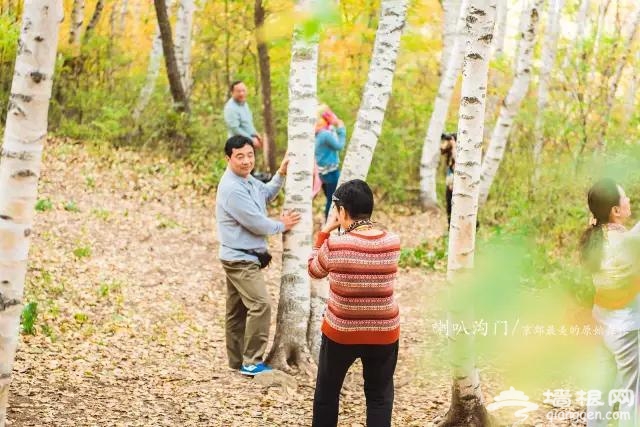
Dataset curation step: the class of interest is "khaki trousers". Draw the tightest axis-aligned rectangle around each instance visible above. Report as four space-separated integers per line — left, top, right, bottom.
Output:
221 260 271 368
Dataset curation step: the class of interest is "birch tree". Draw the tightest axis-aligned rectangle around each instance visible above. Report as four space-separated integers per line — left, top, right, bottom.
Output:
592 0 612 56
419 0 469 210
441 0 462 76
533 0 564 180
493 0 508 57
440 1 496 425
597 3 640 152
174 0 195 97
153 0 190 113
575 0 591 42
0 0 64 423
83 0 105 43
307 0 408 361
69 0 84 48
133 0 176 121
267 0 318 372
478 0 543 205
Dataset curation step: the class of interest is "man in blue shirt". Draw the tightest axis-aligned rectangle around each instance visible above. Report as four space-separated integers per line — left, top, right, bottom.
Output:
223 81 263 149
216 135 300 375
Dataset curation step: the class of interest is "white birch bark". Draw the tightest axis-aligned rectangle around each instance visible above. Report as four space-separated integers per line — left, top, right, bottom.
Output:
493 0 508 57
575 0 591 42
0 0 64 423
592 0 611 56
441 1 496 425
478 0 543 205
267 0 317 372
133 0 176 121
533 0 564 180
174 0 195 97
69 0 84 47
419 0 469 210
307 0 408 362
598 3 640 151
441 0 462 76
512 0 530 73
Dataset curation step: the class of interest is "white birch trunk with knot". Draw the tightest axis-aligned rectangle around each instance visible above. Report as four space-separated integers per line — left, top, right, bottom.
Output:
478 0 543 206
441 0 462 77
307 0 408 363
267 0 318 372
0 0 64 423
533 0 564 182
440 2 496 425
175 0 195 98
69 0 84 48
419 0 470 210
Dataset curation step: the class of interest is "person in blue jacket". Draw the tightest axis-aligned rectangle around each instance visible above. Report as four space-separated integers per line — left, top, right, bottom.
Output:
315 105 346 219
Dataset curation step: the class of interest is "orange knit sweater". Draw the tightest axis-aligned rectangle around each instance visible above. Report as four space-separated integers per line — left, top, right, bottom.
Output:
308 230 401 345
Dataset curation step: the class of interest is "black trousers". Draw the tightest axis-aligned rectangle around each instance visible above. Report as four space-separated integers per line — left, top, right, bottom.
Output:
446 186 479 230
446 186 453 226
312 334 399 427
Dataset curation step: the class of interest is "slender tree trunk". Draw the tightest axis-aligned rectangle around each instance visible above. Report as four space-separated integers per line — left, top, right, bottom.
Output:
493 0 507 57
83 0 105 43
575 0 591 42
69 0 85 48
593 0 612 56
118 0 128 35
224 0 230 86
532 0 565 182
109 0 119 37
255 0 277 173
153 0 190 113
133 0 176 122
419 0 470 210
175 0 195 97
624 49 640 122
511 0 530 74
307 0 409 362
478 0 543 205
597 3 640 152
441 0 462 77
0 0 64 423
439 1 496 425
267 0 318 373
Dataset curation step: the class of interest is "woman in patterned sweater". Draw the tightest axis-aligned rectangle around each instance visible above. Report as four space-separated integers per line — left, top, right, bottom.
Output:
308 179 401 427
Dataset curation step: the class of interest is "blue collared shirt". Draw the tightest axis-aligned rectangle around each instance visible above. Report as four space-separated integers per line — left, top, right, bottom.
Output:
216 168 285 263
223 98 258 139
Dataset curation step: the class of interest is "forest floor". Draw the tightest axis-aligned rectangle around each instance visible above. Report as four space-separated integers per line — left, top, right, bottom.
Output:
6 140 587 426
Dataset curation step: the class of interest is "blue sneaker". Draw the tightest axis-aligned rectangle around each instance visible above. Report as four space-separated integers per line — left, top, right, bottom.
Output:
239 362 273 376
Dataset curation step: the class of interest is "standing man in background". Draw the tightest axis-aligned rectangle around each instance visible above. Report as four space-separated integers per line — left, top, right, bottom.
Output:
224 81 263 149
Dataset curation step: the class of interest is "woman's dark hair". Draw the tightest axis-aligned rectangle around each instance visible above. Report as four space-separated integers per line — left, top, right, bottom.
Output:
580 178 621 272
229 80 244 93
441 132 456 141
224 135 253 156
333 179 374 220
